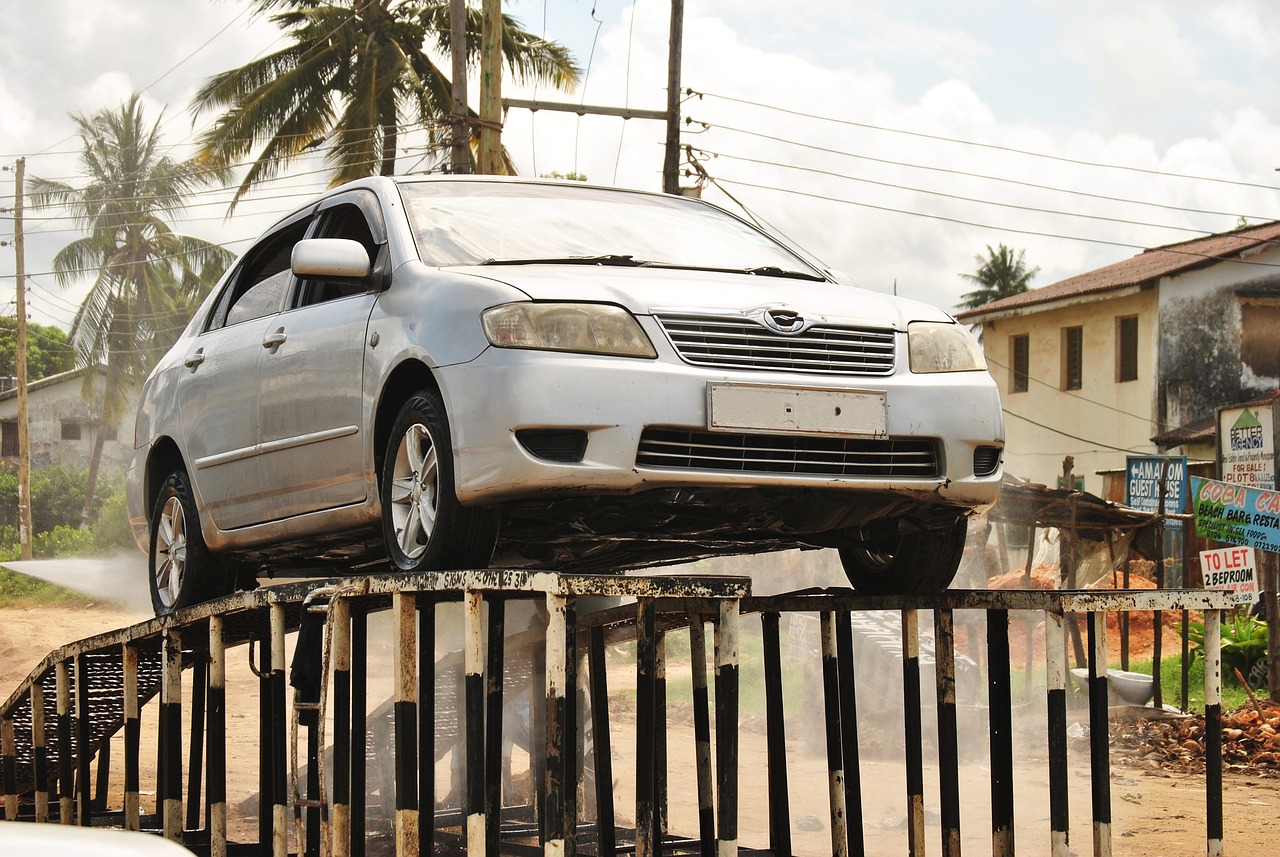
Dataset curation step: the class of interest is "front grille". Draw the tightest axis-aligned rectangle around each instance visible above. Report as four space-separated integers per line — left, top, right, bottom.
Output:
655 312 896 375
636 428 940 478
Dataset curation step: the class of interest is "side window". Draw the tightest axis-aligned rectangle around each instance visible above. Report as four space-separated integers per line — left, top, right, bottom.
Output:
206 219 311 331
294 203 380 309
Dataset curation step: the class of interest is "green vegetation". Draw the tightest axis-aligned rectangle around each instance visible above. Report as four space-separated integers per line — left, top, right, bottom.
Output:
0 318 74 381
0 464 135 561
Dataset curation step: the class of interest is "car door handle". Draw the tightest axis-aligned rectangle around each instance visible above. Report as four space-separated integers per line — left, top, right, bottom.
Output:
183 349 205 368
262 330 288 349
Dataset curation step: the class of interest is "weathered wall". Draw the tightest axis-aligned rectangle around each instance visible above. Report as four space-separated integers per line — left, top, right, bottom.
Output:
0 371 136 473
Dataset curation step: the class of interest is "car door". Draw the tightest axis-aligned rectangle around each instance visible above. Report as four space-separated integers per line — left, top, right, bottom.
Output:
178 217 310 530
253 192 385 520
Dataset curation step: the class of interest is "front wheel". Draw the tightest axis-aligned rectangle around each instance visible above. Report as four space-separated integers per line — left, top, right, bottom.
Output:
149 469 233 615
380 390 499 572
838 518 968 595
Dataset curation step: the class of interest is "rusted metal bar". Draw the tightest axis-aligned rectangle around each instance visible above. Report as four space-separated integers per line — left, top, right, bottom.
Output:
415 599 433 857
636 597 658 857
987 609 1014 856
332 597 352 857
32 678 48 824
208 615 227 857
351 610 368 857
1205 610 1224 857
2 713 15 820
761 611 792 857
1087 612 1112 857
655 628 668 844
564 598 579 855
485 596 506 856
715 598 740 857
75 654 91 826
1045 609 1069 857
687 613 715 855
588 626 617 856
270 603 288 857
161 631 183 840
934 608 960 857
462 589 484 855
394 591 420 857
901 609 924 856
186 653 207 833
545 593 571 856
819 611 848 857
834 611 864 857
257 627 274 852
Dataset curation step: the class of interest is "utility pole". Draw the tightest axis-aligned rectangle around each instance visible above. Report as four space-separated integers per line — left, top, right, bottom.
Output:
449 0 471 174
662 0 684 194
478 0 502 175
13 158 31 561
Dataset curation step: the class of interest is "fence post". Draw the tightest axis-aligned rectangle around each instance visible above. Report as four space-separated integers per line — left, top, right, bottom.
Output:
1205 610 1224 857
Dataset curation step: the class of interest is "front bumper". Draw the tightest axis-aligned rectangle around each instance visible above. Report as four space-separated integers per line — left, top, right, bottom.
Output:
439 339 1004 512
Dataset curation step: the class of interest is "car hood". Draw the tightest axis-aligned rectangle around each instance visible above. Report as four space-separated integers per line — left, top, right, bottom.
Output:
450 265 954 329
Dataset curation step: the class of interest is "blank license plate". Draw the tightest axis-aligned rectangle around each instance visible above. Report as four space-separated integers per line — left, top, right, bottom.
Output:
708 383 886 436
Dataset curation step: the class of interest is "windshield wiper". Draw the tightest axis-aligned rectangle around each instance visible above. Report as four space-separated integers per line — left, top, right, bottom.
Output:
480 254 649 267
742 265 827 281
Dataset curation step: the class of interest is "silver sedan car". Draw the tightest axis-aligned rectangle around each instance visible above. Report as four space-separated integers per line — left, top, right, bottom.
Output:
126 176 1004 615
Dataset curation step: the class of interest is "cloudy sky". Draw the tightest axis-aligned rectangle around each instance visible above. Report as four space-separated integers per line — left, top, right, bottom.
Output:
5 0 1280 328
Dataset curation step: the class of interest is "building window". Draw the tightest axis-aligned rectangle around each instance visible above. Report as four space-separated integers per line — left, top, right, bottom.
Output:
1009 334 1029 393
1116 315 1138 382
1239 295 1280 379
104 425 118 442
1061 326 1083 390
61 421 81 441
1 421 16 457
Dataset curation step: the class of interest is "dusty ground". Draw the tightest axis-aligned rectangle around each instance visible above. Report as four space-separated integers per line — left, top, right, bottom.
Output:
3 600 1280 856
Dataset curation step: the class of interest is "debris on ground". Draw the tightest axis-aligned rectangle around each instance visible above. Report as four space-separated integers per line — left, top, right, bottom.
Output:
1112 703 1280 777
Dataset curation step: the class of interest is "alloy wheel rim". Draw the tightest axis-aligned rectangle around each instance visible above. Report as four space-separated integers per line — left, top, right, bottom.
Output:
390 422 439 561
155 496 187 610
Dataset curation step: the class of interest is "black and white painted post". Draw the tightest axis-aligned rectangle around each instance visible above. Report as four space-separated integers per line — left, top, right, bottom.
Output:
761 610 791 857
1087 612 1112 857
1 711 15 821
934 608 961 857
819 610 848 857
208 615 227 857
30 676 48 824
55 659 70 825
714 598 740 857
900 608 924 855
1205 609 1223 857
160 630 183 841
1045 608 1069 857
270 603 289 857
331 596 352 857
544 592 573 857
987 608 1015 856
75 655 91 826
121 644 138 831
462 589 484 855
687 612 715 854
393 591 420 857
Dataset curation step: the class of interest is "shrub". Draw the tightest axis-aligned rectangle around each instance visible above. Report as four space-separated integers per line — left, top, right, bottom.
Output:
33 524 95 558
1183 611 1268 686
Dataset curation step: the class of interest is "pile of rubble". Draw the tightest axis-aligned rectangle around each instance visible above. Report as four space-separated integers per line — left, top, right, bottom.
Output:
1112 703 1280 777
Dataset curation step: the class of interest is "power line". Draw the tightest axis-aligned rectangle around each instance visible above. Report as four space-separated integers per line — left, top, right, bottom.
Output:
688 88 1280 193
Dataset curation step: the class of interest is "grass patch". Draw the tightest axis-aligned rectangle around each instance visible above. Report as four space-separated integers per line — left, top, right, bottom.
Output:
0 566 92 608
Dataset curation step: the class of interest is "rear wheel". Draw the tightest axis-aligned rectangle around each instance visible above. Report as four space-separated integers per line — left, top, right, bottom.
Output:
149 469 233 615
838 518 968 595
381 390 499 572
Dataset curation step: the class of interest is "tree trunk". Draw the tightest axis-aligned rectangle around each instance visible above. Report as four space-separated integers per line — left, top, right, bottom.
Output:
79 401 111 530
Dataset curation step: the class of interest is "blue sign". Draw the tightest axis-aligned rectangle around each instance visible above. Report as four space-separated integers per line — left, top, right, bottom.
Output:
1125 455 1188 514
1191 476 1280 553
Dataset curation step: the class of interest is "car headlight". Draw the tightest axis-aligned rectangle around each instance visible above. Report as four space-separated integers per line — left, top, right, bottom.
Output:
907 321 986 373
482 302 657 358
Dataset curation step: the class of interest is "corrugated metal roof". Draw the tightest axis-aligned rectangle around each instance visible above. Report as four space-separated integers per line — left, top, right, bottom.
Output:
956 220 1280 320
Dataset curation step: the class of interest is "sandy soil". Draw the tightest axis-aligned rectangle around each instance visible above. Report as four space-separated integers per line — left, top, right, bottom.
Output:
3 600 1279 856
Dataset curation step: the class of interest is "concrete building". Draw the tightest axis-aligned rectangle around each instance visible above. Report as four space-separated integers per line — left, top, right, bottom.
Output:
0 367 136 473
956 221 1280 495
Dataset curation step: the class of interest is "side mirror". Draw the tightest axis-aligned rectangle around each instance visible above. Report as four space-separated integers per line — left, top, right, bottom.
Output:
291 238 372 278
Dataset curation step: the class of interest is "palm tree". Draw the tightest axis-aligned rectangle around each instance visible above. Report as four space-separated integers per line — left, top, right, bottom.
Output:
957 243 1039 309
29 94 233 526
191 0 580 209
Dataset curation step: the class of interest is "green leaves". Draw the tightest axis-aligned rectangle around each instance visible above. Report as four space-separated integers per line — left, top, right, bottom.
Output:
1181 611 1269 683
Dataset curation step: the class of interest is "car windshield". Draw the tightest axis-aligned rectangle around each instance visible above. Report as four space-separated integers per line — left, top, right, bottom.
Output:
398 180 823 276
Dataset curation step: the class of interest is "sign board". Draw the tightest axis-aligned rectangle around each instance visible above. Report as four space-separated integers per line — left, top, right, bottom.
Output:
1125 455 1188 513
1218 403 1278 490
1199 545 1261 605
1190 476 1280 552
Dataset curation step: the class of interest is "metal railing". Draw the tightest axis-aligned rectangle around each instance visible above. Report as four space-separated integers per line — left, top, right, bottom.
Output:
0 572 1233 856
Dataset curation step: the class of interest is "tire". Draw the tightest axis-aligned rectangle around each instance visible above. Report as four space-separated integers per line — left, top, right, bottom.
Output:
381 390 499 572
149 469 233 616
838 518 968 595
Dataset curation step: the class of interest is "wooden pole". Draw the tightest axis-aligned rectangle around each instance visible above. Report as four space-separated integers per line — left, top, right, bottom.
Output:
478 0 502 175
13 158 32 560
662 0 685 194
450 0 470 174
